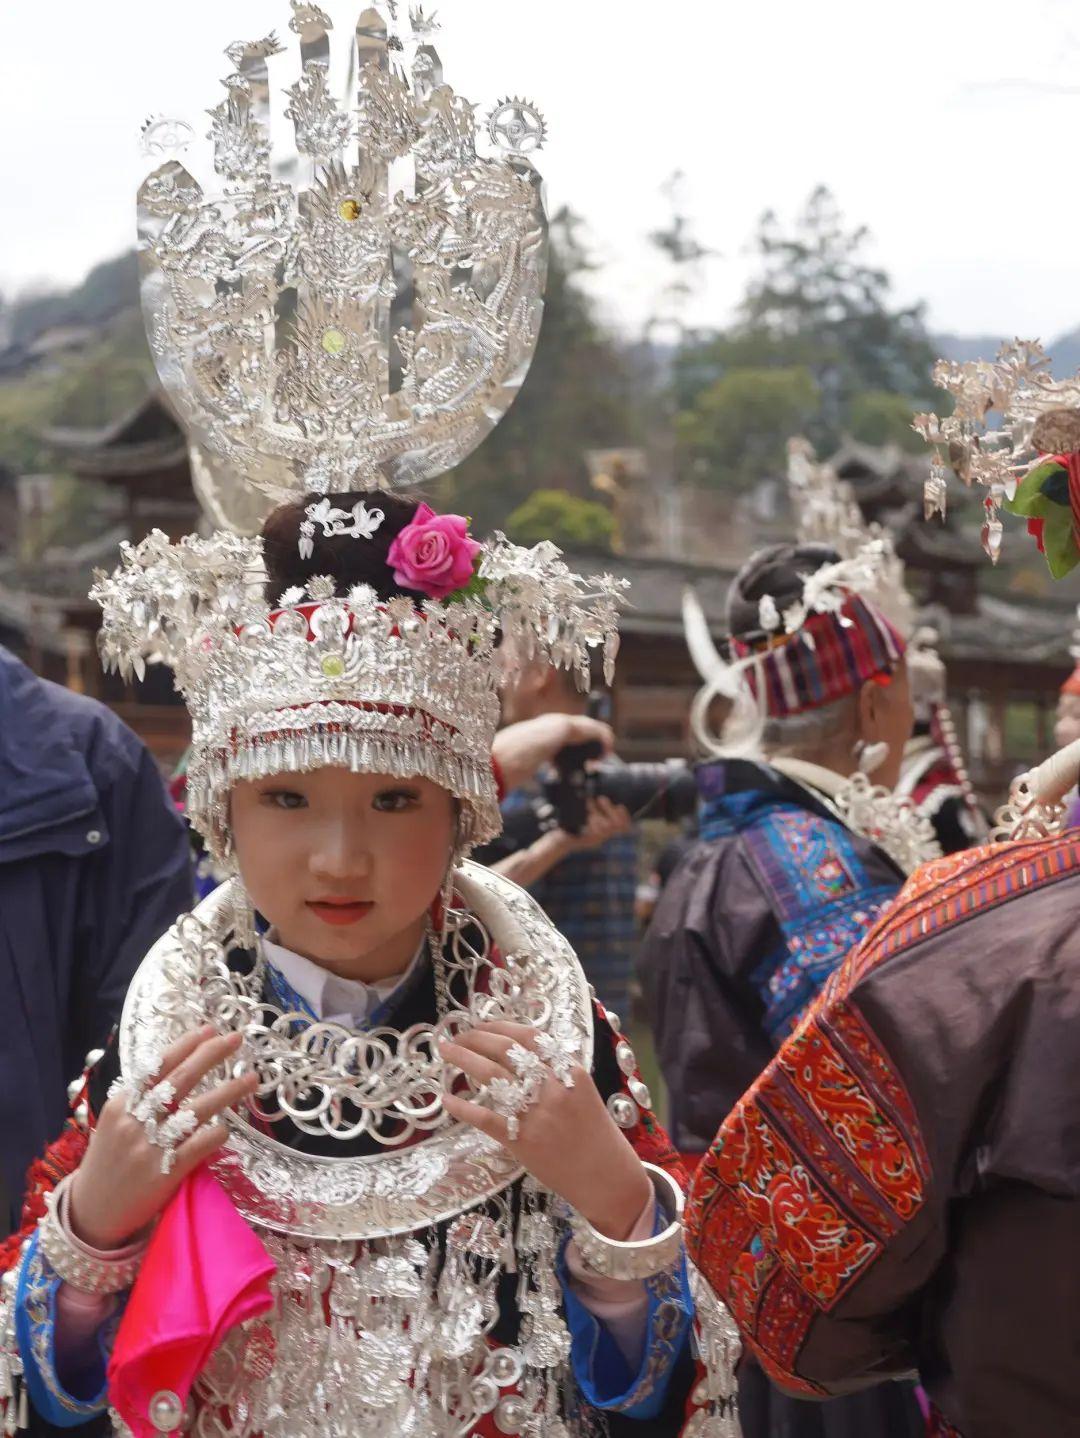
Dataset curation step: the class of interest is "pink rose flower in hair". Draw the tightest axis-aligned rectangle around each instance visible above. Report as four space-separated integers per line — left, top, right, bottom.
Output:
386 503 481 600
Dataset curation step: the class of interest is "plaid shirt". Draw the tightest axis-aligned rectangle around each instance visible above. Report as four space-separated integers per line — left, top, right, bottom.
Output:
495 788 639 1019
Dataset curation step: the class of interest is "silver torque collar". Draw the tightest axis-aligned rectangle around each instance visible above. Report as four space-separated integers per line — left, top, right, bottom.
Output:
118 864 594 1241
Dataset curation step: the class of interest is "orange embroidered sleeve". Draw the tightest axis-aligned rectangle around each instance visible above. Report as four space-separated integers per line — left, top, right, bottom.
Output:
686 831 1080 1396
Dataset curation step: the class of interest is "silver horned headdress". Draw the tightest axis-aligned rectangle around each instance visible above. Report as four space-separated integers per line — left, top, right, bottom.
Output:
785 438 915 640
91 4 625 857
915 340 1080 838
138 2 548 501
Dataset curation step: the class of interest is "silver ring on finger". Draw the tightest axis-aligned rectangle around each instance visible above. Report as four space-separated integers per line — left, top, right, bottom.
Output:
144 1102 201 1174
506 1042 546 1086
113 1076 180 1130
533 1032 579 1088
480 1072 540 1142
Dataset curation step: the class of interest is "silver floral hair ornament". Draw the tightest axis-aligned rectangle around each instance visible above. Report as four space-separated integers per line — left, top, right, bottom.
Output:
297 496 385 557
914 340 1080 574
137 1 549 505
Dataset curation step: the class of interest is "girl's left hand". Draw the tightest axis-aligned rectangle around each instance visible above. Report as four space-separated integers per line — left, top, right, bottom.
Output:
440 1021 653 1242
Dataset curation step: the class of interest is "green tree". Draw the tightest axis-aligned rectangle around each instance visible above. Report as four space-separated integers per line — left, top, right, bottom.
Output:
847 389 928 453
672 187 936 458
505 489 614 553
646 170 716 342
441 207 645 533
675 366 819 491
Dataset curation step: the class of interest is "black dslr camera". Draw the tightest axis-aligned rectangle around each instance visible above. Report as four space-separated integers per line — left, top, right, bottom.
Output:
541 740 699 835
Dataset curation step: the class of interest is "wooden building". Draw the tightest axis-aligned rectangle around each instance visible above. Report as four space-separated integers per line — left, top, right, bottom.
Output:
0 393 198 767
42 391 199 544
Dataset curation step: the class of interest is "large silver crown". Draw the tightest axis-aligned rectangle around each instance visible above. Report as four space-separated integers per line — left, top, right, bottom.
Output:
138 3 548 502
92 5 628 858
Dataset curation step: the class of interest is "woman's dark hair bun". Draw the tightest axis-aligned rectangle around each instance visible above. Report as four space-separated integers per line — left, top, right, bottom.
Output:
261 489 426 604
726 541 841 642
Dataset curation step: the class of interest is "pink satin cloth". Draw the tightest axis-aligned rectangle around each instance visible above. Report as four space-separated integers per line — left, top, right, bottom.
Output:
107 1166 276 1438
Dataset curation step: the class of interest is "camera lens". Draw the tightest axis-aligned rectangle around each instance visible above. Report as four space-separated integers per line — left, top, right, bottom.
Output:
591 760 698 823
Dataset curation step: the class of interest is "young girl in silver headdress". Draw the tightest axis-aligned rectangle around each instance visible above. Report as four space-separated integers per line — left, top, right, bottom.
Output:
0 491 737 1438
0 6 743 1431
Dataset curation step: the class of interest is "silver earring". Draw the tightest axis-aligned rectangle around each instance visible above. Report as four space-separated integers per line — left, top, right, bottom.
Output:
230 878 258 950
431 825 461 1015
441 817 465 942
431 875 455 1017
854 739 889 777
439 865 456 946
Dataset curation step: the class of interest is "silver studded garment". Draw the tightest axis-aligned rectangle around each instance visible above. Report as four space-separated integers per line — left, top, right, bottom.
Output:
0 867 738 1437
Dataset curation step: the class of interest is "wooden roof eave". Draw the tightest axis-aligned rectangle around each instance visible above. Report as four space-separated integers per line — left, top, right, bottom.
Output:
61 437 191 480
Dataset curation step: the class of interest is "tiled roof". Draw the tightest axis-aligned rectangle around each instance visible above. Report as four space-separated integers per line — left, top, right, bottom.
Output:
561 549 1075 668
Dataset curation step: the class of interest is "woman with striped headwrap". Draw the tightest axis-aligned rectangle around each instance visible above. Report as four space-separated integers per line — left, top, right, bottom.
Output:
641 541 927 1438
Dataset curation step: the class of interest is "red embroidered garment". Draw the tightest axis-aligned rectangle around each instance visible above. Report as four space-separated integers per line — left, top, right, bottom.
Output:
687 832 1080 1436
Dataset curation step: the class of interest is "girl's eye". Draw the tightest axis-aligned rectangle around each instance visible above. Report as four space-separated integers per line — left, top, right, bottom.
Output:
263 790 307 810
373 789 420 813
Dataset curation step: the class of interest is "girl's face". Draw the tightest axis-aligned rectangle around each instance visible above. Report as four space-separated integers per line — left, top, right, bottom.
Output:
230 768 457 982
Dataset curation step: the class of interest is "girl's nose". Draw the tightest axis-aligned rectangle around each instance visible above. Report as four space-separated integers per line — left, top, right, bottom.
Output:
309 820 372 881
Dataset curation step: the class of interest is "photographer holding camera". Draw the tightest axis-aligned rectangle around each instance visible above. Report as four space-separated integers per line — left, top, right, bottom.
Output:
478 660 640 1022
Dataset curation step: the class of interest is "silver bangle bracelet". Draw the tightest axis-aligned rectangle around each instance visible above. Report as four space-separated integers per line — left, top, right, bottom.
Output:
38 1177 146 1296
569 1162 685 1282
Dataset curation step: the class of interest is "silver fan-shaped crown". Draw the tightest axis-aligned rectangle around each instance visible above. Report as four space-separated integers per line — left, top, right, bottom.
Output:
138 2 548 503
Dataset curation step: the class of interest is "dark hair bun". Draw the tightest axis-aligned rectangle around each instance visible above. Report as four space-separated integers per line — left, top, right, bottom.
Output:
261 489 427 604
726 542 841 642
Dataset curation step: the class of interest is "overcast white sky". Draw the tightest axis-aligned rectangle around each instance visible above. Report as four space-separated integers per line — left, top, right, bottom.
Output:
3 0 1079 340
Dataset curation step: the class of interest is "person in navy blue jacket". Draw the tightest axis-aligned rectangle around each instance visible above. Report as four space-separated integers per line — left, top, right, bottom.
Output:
0 645 192 1239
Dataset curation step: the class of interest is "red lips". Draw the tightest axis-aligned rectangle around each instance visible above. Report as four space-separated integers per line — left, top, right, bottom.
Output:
306 898 374 926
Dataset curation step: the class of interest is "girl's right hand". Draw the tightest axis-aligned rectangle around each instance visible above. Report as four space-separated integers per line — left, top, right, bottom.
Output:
69 1026 258 1251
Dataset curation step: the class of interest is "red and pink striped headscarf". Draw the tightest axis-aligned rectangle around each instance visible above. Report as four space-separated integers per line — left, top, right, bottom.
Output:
731 592 905 720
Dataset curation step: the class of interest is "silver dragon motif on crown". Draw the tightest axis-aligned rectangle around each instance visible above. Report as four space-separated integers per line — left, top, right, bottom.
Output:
137 2 548 504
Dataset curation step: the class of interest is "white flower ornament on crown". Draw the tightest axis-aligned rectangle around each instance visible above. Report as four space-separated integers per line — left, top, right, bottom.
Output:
298 496 385 557
137 1 549 503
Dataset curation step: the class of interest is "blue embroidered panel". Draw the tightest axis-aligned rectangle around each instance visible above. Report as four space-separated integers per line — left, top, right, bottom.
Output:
14 1229 112 1428
560 1221 692 1418
702 796 898 1042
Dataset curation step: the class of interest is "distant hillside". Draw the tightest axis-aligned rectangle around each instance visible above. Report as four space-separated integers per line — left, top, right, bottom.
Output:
936 328 1080 377
934 333 1008 364
1047 327 1080 377
3 252 138 348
